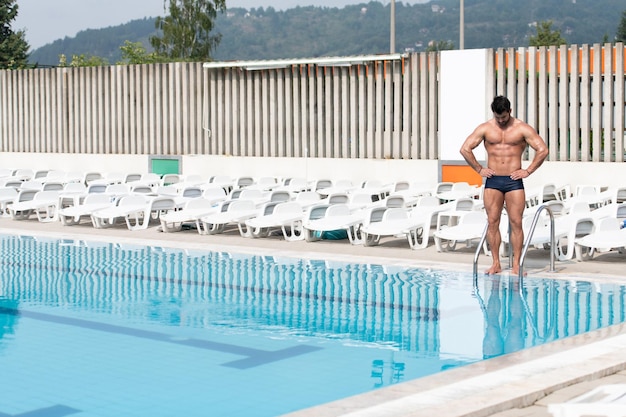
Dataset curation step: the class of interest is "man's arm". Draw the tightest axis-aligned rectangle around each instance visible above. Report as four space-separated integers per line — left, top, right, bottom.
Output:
460 125 489 175
523 125 548 175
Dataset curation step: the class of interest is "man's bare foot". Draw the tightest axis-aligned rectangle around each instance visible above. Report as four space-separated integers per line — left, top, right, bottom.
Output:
510 266 528 276
485 264 502 275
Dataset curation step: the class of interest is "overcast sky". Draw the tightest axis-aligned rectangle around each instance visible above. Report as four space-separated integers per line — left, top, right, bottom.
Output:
15 0 429 49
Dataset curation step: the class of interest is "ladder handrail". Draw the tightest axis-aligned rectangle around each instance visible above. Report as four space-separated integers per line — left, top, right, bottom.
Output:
472 223 489 281
519 204 556 278
472 204 556 281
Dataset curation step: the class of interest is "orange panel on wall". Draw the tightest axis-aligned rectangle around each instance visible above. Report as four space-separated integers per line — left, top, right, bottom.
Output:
441 165 483 186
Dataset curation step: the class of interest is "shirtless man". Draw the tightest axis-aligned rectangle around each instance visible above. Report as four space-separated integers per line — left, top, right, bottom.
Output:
460 96 548 275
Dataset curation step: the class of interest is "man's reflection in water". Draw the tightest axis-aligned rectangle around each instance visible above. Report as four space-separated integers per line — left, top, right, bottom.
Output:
482 277 525 359
504 278 525 354
0 299 20 350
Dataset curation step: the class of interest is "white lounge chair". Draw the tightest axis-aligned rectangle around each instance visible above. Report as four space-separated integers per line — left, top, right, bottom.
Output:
361 207 429 249
275 177 309 193
574 217 626 261
127 172 162 190
57 182 88 209
155 185 203 208
565 184 612 209
435 181 481 202
346 192 380 211
13 168 33 181
239 201 305 241
0 186 18 217
246 176 279 191
323 192 350 205
241 201 305 240
590 202 626 222
159 198 221 233
302 203 370 244
0 177 23 189
196 199 260 235
161 174 181 186
384 194 420 208
294 191 322 209
201 186 229 205
8 190 61 222
228 188 270 206
268 190 292 203
83 171 104 185
311 178 333 192
316 179 356 197
58 193 114 226
91 195 176 230
208 175 236 194
88 172 126 186
359 179 393 201
102 183 132 200
604 186 626 204
91 194 147 228
526 183 570 208
130 184 155 194
551 203 596 260
435 197 479 231
19 180 43 191
434 210 488 253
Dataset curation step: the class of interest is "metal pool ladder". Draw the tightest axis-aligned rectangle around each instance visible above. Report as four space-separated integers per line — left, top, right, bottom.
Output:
473 204 557 281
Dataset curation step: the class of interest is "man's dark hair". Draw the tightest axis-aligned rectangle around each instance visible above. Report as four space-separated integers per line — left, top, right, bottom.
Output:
491 96 511 114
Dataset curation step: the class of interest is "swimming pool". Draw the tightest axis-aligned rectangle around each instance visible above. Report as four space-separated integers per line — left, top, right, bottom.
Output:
0 233 624 417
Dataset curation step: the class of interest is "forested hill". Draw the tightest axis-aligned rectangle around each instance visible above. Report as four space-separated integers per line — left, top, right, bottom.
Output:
29 0 625 66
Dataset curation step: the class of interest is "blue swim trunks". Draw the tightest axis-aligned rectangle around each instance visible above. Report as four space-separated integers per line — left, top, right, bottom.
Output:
484 175 524 194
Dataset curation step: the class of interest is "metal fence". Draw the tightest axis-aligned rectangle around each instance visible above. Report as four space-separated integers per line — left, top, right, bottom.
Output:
0 43 624 162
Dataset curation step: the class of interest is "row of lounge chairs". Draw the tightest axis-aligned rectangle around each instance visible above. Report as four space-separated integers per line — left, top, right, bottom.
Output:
1 168 626 262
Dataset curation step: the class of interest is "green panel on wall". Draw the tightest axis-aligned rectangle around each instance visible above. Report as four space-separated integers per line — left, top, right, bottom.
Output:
151 158 180 176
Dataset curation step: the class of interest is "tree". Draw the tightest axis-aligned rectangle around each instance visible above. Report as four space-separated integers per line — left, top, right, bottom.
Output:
117 41 166 64
616 10 626 43
58 53 108 67
529 20 567 47
426 40 455 52
150 0 226 61
0 0 30 69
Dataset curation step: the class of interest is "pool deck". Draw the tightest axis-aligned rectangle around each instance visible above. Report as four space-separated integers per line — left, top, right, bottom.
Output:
2 216 626 417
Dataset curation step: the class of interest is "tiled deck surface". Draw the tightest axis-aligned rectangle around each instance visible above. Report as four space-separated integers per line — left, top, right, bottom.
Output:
2 216 626 417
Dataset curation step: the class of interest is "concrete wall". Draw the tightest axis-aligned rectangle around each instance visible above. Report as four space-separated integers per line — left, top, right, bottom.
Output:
2 152 625 193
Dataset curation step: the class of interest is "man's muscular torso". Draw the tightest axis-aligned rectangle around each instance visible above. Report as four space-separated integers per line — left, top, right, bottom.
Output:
482 117 527 176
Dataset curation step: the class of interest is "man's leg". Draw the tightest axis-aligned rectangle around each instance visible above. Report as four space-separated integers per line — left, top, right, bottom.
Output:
504 189 526 275
483 189 505 274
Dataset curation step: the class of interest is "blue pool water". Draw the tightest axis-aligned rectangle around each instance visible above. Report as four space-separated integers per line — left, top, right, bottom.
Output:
0 234 625 417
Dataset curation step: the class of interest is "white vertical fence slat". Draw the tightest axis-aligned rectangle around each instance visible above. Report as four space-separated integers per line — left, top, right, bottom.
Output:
548 46 559 160
428 53 438 160
603 43 614 163
616 45 625 163
580 45 592 162
357 65 367 159
349 66 358 159
366 64 375 159
569 45 580 162
392 61 402 159
558 45 569 160
418 54 428 160
591 43 603 162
